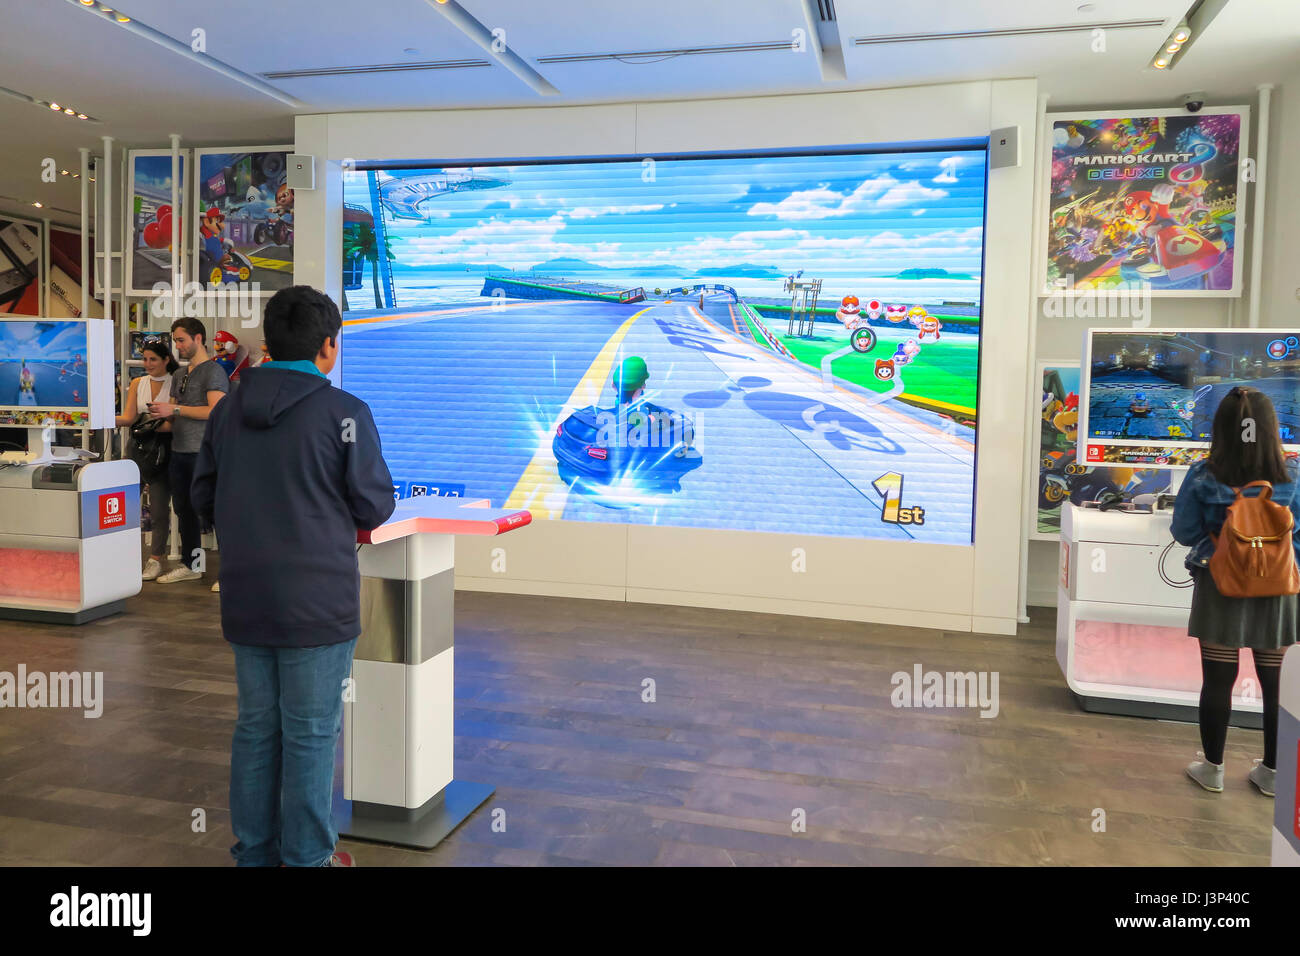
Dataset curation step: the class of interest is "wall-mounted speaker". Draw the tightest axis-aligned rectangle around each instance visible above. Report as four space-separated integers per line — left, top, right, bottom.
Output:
287 154 315 190
989 126 1020 169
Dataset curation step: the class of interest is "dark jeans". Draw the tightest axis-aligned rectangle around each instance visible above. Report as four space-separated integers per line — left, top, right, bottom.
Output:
169 451 201 572
145 473 171 559
229 637 358 867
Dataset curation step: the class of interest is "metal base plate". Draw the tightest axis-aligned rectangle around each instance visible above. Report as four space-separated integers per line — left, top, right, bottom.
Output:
333 780 494 851
0 600 126 626
1072 691 1263 729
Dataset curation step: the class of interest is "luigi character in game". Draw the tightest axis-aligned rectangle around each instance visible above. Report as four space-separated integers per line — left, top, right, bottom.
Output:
611 355 698 461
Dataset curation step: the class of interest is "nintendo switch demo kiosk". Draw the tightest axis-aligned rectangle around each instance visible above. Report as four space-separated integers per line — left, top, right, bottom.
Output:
1056 328 1300 725
333 494 531 850
0 318 141 625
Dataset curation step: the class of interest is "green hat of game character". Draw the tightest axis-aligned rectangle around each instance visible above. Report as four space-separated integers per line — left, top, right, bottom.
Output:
613 355 649 400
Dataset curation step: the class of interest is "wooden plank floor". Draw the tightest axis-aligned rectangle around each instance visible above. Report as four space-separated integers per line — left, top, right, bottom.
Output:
0 565 1278 866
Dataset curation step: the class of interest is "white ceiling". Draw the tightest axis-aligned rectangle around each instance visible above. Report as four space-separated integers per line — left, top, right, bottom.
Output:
2 0 1297 224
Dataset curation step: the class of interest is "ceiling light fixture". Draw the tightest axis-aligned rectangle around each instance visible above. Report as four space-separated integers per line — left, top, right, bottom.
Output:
32 202 43 208
1148 1 1228 71
0 84 99 122
61 0 302 106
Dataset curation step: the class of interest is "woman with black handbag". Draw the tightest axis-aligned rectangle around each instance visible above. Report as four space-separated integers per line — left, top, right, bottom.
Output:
116 339 177 581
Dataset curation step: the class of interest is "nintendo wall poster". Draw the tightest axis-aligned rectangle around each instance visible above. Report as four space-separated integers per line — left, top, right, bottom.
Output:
341 149 987 544
193 147 294 293
126 150 187 296
1034 360 1171 539
1045 108 1248 296
48 225 103 318
0 216 45 315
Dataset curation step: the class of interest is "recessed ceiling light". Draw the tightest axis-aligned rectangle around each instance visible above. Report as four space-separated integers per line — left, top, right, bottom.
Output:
1154 56 1169 68
1172 24 1191 43
77 113 87 119
49 102 60 110
115 14 129 21
32 202 43 208
78 0 94 5
63 107 75 114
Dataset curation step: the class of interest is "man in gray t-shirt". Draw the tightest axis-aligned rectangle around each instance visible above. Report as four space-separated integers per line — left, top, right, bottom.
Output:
169 359 230 453
148 319 229 584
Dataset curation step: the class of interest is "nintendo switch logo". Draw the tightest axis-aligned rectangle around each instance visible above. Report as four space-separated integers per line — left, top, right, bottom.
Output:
99 492 126 529
1085 445 1103 462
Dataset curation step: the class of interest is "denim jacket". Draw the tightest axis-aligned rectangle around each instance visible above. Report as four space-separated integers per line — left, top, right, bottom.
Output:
1170 459 1300 570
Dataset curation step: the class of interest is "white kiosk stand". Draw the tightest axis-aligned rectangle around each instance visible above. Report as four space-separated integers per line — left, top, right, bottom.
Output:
1274 651 1300 866
333 495 530 850
1058 500 1263 726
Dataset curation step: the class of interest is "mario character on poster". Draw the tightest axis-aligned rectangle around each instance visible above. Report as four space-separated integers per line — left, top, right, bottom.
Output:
1046 111 1243 293
195 149 294 292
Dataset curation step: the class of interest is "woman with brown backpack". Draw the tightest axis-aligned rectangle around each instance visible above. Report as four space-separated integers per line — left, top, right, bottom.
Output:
1171 386 1298 797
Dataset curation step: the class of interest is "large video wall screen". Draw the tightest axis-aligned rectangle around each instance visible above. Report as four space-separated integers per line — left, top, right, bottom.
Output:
340 148 987 543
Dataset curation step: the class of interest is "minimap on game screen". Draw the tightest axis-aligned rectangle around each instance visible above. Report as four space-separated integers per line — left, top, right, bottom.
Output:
0 321 88 409
339 148 988 544
1087 331 1300 445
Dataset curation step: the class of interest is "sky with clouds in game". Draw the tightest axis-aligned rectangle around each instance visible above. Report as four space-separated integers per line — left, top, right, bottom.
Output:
351 150 987 277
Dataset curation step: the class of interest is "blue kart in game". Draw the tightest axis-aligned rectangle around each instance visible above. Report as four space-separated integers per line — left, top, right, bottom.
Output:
553 398 701 501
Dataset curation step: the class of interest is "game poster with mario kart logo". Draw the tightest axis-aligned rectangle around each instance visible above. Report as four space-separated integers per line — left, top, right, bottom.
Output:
1045 108 1247 296
193 147 295 294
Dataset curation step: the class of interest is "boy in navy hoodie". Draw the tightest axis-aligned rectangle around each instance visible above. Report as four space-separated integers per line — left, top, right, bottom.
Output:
193 286 395 867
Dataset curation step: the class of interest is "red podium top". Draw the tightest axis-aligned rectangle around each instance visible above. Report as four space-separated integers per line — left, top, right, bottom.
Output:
358 497 531 545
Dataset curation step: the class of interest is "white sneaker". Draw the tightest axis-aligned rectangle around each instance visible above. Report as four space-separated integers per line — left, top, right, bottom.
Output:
142 558 163 581
1185 752 1224 792
1248 759 1276 797
156 567 202 584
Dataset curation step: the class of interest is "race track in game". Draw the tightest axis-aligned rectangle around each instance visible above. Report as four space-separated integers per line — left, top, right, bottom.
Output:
341 291 976 543
1087 369 1189 440
0 359 86 408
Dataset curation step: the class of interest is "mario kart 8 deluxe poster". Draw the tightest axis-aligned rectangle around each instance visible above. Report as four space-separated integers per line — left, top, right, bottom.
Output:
1045 108 1246 295
194 147 294 293
340 149 987 544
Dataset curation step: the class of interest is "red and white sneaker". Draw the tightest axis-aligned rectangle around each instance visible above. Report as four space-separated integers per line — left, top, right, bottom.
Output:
324 850 355 867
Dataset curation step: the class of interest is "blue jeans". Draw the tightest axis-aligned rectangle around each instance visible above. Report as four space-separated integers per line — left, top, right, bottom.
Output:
229 638 357 867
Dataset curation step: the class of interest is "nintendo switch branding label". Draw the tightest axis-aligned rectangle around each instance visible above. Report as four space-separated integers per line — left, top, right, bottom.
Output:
99 492 126 529
78 485 139 539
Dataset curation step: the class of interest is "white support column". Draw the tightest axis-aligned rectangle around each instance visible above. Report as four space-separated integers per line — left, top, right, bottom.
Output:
1248 84 1272 328
169 133 182 321
78 147 89 320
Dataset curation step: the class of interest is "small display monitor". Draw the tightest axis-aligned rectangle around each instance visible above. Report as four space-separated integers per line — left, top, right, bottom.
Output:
0 317 114 429
1078 328 1300 468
